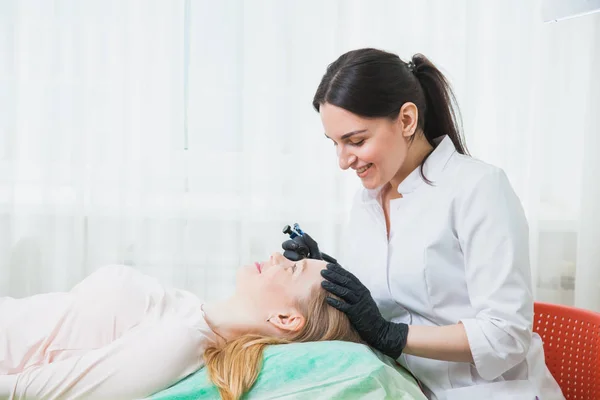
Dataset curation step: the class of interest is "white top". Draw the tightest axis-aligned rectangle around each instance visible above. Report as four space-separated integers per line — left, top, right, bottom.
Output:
0 265 220 400
340 136 564 400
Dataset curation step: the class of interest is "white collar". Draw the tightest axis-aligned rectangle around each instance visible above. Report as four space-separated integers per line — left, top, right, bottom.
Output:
363 135 456 202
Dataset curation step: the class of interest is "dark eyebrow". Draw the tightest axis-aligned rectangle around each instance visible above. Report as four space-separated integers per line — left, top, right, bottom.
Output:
324 129 368 141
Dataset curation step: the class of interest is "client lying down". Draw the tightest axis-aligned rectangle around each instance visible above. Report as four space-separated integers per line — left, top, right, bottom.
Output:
0 252 361 400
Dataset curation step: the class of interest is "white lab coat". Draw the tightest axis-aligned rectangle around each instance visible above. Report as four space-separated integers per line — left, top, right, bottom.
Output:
340 136 564 400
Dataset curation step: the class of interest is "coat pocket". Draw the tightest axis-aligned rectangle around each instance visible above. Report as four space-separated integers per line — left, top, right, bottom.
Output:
446 379 538 400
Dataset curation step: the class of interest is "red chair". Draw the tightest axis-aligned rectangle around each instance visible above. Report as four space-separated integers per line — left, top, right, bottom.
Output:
533 301 600 399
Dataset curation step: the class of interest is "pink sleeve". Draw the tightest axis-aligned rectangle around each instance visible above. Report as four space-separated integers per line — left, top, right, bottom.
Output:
0 293 73 374
7 318 207 400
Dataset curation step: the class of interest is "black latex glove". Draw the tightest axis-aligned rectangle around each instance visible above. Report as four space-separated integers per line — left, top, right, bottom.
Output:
282 232 337 263
321 263 408 359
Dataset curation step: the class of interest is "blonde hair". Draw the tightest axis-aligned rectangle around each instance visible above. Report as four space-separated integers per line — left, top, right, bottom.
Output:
203 285 362 400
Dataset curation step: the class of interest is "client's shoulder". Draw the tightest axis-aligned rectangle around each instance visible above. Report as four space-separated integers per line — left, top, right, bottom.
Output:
70 265 165 300
82 264 155 284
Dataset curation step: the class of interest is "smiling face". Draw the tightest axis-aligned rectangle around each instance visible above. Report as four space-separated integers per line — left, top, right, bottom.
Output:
320 103 418 190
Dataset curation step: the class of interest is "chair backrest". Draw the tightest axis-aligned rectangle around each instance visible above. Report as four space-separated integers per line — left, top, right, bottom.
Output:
533 301 600 400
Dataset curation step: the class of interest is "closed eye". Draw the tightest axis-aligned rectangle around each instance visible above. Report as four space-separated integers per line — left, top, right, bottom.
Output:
350 139 365 146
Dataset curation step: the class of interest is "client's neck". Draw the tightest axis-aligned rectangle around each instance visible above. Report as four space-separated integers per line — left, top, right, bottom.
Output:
202 296 263 341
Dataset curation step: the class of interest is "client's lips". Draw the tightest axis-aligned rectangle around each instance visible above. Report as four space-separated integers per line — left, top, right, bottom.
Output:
255 262 262 273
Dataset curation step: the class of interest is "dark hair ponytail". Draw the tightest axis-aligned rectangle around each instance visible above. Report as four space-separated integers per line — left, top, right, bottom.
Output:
313 48 468 180
409 53 468 155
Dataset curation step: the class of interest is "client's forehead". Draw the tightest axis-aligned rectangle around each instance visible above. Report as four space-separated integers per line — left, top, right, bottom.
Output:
305 258 327 269
302 259 327 282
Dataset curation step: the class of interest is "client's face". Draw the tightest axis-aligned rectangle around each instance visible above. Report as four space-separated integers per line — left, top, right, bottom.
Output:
235 252 327 320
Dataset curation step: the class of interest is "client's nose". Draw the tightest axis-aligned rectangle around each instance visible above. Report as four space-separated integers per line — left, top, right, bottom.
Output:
271 252 290 267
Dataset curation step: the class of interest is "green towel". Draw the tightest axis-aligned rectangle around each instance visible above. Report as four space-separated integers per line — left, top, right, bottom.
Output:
148 341 426 400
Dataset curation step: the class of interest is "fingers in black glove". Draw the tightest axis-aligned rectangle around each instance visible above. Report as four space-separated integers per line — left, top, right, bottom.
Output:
298 233 322 259
325 296 351 312
282 250 303 262
282 236 309 261
321 280 360 304
321 263 364 293
321 252 337 264
281 232 320 261
280 228 337 263
319 262 409 360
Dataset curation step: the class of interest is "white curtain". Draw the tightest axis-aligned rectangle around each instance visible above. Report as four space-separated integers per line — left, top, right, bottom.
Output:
1 0 599 311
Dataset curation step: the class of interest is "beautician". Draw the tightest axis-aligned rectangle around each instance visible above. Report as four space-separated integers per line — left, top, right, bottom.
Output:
282 48 564 400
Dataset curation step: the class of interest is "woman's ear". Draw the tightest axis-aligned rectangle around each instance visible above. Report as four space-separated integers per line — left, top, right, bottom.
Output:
397 102 419 138
267 311 305 333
